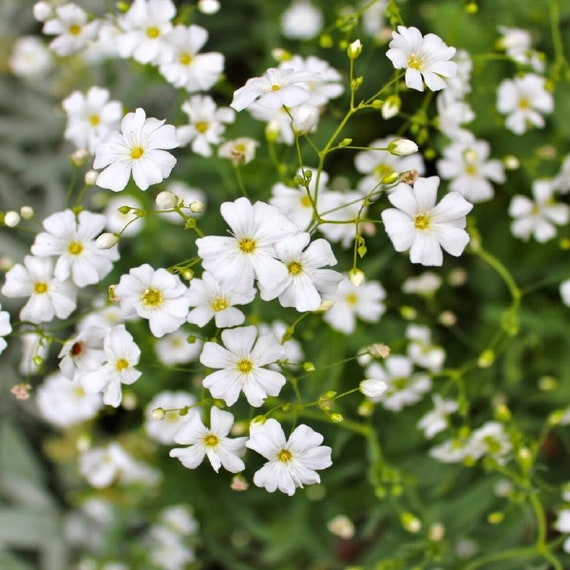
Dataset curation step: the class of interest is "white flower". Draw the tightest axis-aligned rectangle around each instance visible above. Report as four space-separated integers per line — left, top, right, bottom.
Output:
58 327 106 382
265 233 343 312
323 276 386 335
186 271 255 328
116 0 176 65
79 442 159 488
497 74 553 135
406 324 445 372
555 509 570 534
552 154 570 194
1 256 77 324
80 324 141 407
280 55 344 107
199 325 286 407
436 96 475 139
497 26 544 72
147 527 195 570
386 26 457 92
437 136 505 203
31 209 119 287
159 24 224 92
9 36 53 79
467 421 512 463
176 95 235 157
196 197 299 297
93 107 179 192
218 137 259 165
388 138 419 157
354 136 425 195
0 304 12 355
402 272 442 296
154 330 203 366
365 355 432 411
359 378 388 399
145 390 197 444
36 372 103 428
417 394 458 439
231 67 319 112
62 87 122 154
258 320 304 369
170 407 247 473
246 419 332 495
43 3 100 56
291 104 320 135
381 176 473 266
509 179 570 242
280 0 323 40
560 279 570 307
114 264 191 338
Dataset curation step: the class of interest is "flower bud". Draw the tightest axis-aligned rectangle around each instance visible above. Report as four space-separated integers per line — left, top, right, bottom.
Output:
327 515 355 540
388 138 419 156
291 105 319 135
197 0 220 14
348 268 365 286
189 200 204 214
347 39 363 59
382 94 401 119
20 206 34 219
359 378 388 399
96 233 118 249
85 170 98 186
151 407 166 421
400 512 422 533
156 191 178 209
33 1 53 21
4 211 20 227
230 474 249 491
70 148 89 167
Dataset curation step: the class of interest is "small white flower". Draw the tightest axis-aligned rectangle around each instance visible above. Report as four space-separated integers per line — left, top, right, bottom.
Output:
467 421 512 463
231 67 319 112
1 256 77 324
402 272 442 296
93 107 179 192
218 137 259 165
386 26 457 92
555 509 570 534
43 3 100 56
176 95 235 157
406 324 445 372
80 324 141 407
381 176 473 266
186 271 255 328
265 233 343 312
36 372 103 428
552 154 570 194
31 209 119 287
196 197 299 296
280 0 323 40
365 355 432 411
200 325 286 407
497 74 553 135
359 378 388 399
170 407 247 473
116 0 176 65
509 179 570 242
62 87 122 154
154 330 203 366
9 36 53 79
114 264 191 338
388 138 419 157
58 327 106 382
159 24 224 92
417 394 458 439
0 304 11 355
291 104 319 135
560 279 570 307
145 390 197 444
323 276 386 334
246 419 332 495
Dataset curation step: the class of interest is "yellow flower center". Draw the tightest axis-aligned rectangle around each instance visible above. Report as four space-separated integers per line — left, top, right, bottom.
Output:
141 287 163 308
195 121 209 133
34 282 48 294
271 84 281 91
407 54 423 70
69 24 82 36
130 146 144 159
277 449 292 462
116 358 129 371
146 26 160 39
236 358 254 374
287 261 303 275
345 292 358 306
204 433 220 447
179 52 193 66
68 241 83 255
465 164 478 176
89 115 100 126
210 297 229 312
414 213 431 230
239 238 256 254
518 97 530 110
300 195 312 208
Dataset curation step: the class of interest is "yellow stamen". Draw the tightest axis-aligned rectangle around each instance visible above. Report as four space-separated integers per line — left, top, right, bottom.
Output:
69 24 82 36
130 146 144 159
179 53 192 66
277 449 292 462
116 358 129 371
239 238 256 254
146 27 160 39
195 121 209 133
34 282 48 294
236 358 253 374
141 287 163 307
414 213 431 230
287 261 303 275
210 298 229 312
204 434 219 447
68 241 83 255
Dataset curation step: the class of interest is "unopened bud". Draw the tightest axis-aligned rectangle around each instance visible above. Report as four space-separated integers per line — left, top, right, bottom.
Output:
478 349 495 368
292 105 319 135
382 95 401 119
271 48 292 62
327 515 355 540
348 268 365 286
85 170 98 186
33 1 53 21
197 0 220 14
315 299 335 312
230 474 249 491
4 211 20 227
20 206 34 219
428 523 445 542
96 233 118 249
347 39 363 59
369 343 390 358
388 138 418 156
189 200 204 214
330 412 344 423
151 407 166 420
156 191 178 210
401 512 422 533
503 155 520 170
70 148 89 167
359 378 388 399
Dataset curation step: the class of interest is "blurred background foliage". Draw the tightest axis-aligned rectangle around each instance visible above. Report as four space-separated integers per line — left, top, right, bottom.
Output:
1 0 570 569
